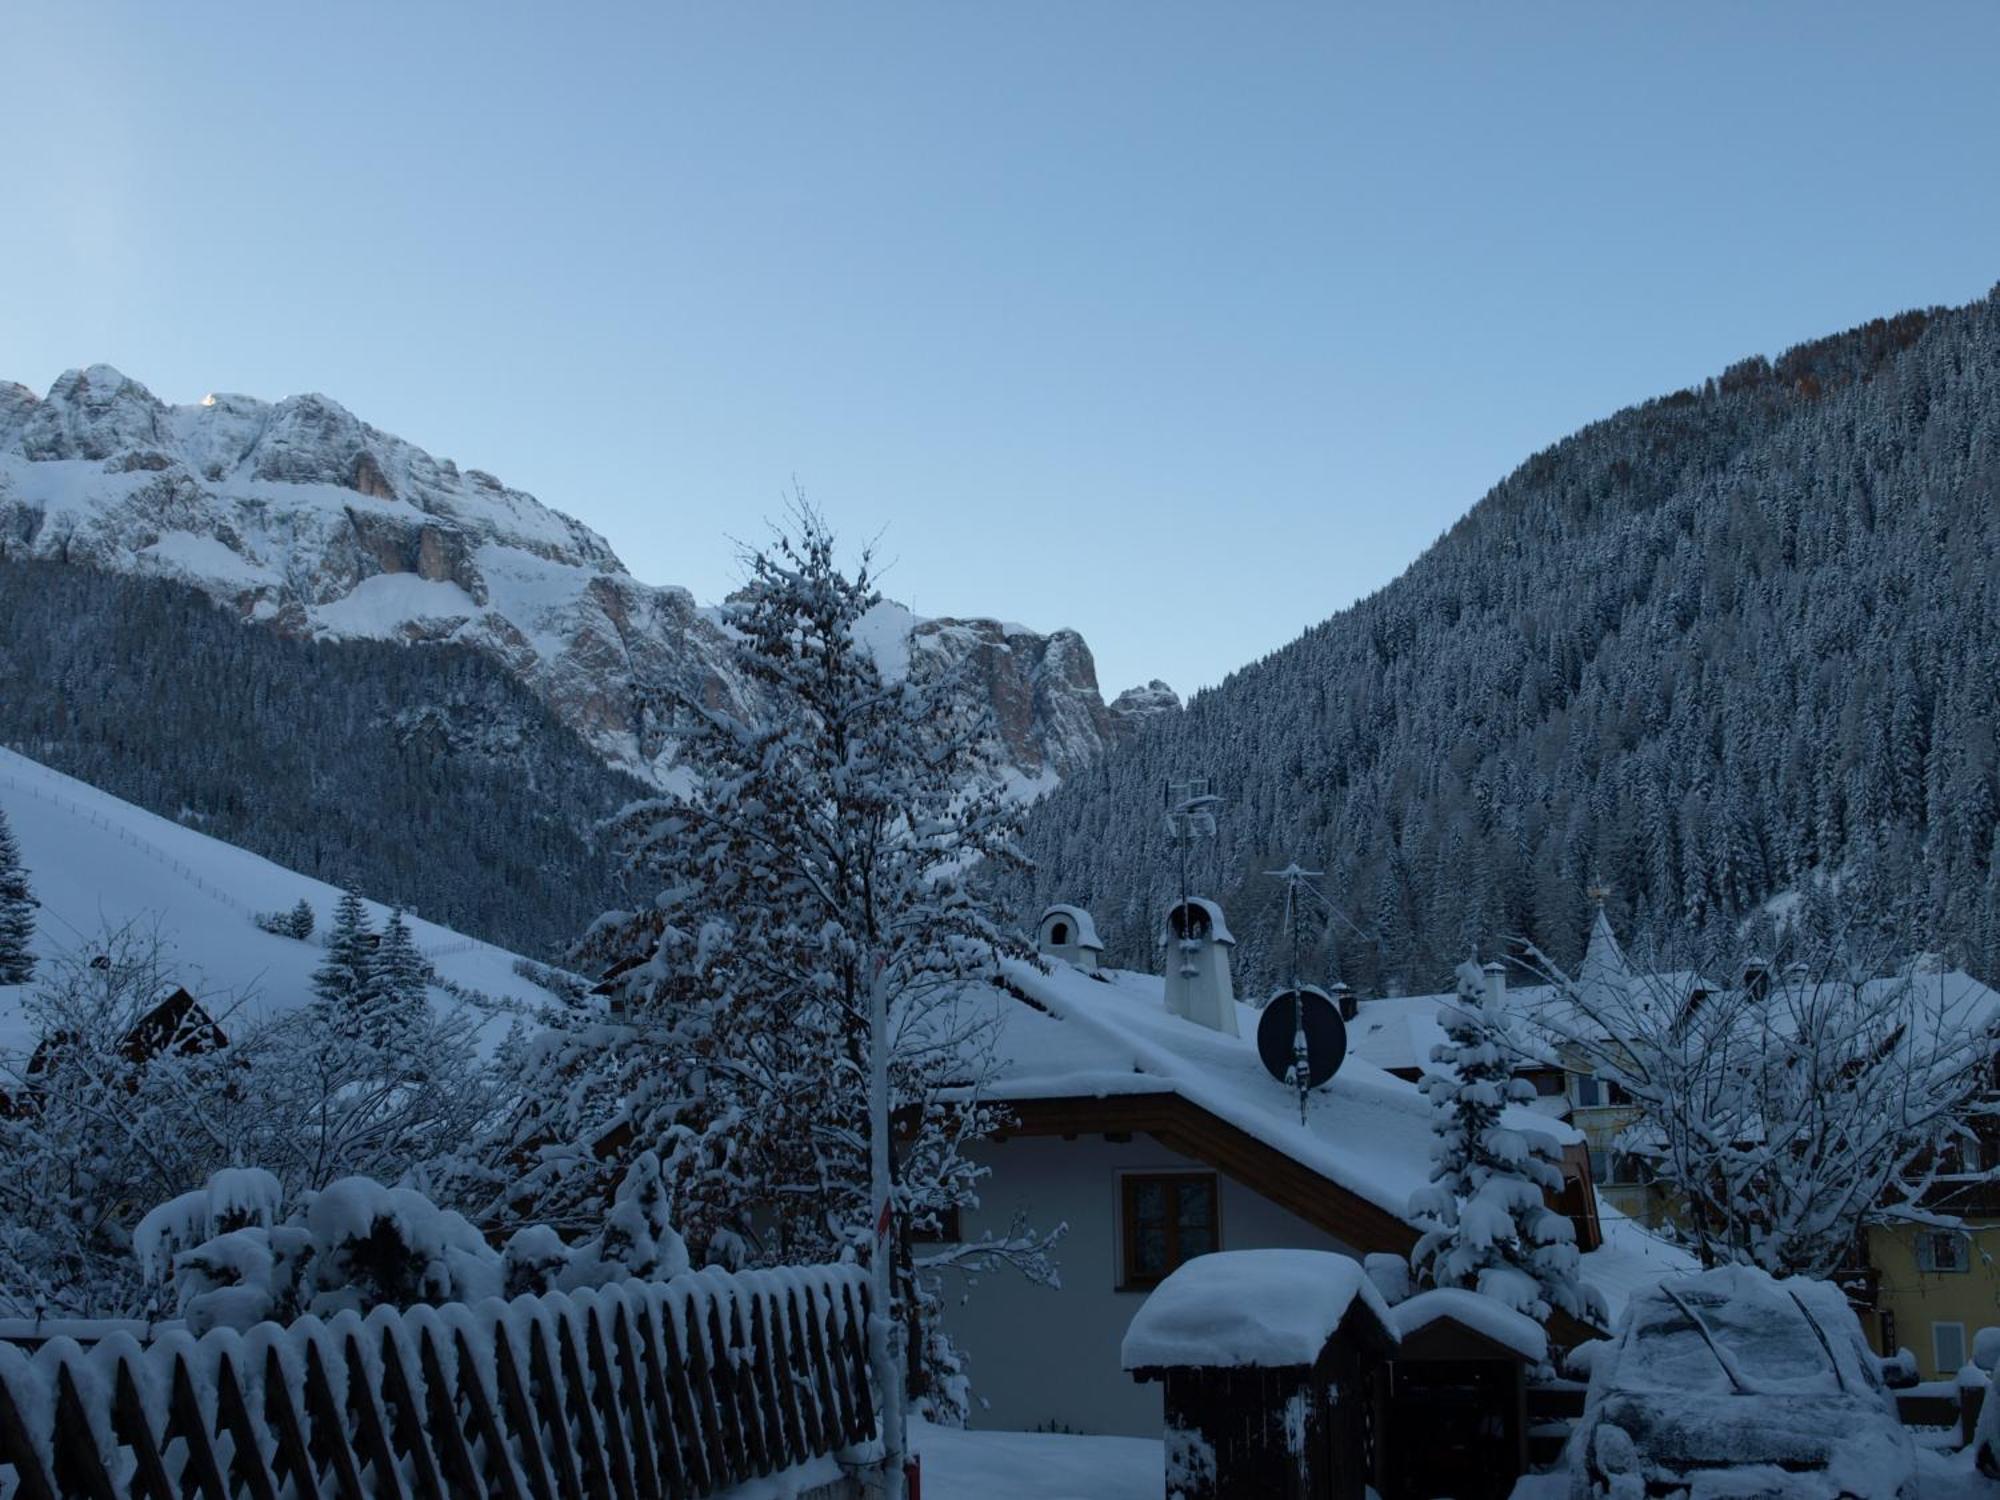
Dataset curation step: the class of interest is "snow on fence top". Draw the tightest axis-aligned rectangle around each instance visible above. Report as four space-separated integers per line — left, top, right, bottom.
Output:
0 1260 875 1500
1121 1250 1395 1371
1389 1287 1548 1364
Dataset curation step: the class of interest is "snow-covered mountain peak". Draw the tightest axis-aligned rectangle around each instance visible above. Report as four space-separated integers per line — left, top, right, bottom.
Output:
0 366 1170 792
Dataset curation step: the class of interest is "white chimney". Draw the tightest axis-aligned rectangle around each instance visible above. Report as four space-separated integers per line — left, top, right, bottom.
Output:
1161 897 1239 1035
1481 960 1508 1014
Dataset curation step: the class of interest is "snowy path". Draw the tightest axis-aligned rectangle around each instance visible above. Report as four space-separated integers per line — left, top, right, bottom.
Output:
910 1420 1161 1500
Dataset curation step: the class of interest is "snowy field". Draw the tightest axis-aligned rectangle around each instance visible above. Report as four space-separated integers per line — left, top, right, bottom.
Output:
910 1420 1162 1500
0 745 551 1054
913 1425 1991 1499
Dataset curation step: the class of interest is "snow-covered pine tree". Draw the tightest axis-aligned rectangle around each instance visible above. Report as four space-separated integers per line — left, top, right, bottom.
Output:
482 505 1052 1433
313 890 376 1017
0 806 36 985
286 898 316 941
1408 960 1596 1325
377 908 433 1026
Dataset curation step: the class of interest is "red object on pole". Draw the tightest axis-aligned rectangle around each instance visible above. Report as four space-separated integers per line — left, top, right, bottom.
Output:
903 1453 921 1500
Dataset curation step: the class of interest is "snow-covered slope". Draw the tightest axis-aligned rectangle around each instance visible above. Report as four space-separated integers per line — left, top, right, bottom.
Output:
0 366 1173 787
0 746 550 1055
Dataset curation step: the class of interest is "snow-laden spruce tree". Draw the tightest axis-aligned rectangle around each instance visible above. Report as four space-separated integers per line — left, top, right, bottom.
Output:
1530 916 2000 1278
313 890 379 1018
1408 960 1597 1325
261 890 491 1191
0 806 35 986
476 506 1055 1436
376 909 432 1033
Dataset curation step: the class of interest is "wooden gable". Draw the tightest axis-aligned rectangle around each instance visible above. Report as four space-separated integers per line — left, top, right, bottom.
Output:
991 1090 1604 1350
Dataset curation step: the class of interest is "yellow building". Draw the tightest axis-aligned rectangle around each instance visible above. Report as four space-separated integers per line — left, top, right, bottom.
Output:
1862 1172 2000 1377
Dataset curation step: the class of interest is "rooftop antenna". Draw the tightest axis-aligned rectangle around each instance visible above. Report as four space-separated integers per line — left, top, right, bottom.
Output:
1163 780 1222 963
1264 864 1328 1120
1265 861 1326 994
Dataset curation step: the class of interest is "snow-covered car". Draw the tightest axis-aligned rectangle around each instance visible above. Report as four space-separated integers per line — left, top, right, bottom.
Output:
1570 1265 1915 1499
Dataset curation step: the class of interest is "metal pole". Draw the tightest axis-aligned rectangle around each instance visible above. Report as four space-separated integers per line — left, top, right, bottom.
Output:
868 953 907 1500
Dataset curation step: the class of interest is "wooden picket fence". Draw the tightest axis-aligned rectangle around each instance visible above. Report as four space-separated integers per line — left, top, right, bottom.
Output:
0 1264 877 1500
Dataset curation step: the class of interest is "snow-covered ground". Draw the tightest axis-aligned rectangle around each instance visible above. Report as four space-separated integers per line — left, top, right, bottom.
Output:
0 746 551 1054
910 1419 1161 1500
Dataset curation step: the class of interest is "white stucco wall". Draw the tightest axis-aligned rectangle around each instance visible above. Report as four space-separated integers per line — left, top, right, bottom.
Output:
939 1131 1358 1437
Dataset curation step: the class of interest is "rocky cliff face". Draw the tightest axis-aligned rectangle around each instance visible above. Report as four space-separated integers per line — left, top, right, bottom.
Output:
0 365 1173 790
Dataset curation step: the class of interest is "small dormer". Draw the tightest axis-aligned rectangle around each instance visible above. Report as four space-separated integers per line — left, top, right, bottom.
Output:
1038 904 1105 973
1161 897 1238 1035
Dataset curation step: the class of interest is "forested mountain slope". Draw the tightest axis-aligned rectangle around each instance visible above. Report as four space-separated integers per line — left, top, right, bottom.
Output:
0 560 644 958
1020 288 2000 996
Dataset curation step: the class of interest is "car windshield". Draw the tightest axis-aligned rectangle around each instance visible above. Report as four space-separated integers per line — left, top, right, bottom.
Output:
1621 1283 1862 1396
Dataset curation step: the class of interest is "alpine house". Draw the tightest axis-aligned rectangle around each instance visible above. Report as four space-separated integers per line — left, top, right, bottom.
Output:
935 902 1669 1437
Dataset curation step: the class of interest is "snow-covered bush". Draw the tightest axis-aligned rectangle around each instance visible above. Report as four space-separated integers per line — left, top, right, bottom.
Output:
149 1156 690 1332
1975 1326 2000 1373
253 900 315 941
1976 1363 2000 1479
0 913 491 1318
1408 961 1600 1325
0 925 255 1316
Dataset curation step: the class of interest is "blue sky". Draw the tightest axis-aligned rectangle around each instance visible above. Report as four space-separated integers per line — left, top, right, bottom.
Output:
6 5 1998 696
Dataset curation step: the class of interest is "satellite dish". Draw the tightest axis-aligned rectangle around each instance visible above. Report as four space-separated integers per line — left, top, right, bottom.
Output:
1257 986 1347 1092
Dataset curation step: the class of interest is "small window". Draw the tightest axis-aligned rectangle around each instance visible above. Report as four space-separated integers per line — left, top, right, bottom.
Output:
1575 1074 1604 1108
1935 1321 1969 1375
1587 1148 1609 1183
1917 1231 1972 1274
1121 1173 1219 1289
1049 921 1070 946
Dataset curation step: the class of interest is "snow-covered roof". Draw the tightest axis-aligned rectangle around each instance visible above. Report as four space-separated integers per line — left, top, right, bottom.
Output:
1039 904 1103 951
1120 1250 1393 1370
976 959 1581 1238
1347 993 1454 1075
1390 1288 1547 1363
1159 897 1234 946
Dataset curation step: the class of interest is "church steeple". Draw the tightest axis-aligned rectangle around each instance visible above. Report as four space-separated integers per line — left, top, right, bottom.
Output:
1577 891 1630 1009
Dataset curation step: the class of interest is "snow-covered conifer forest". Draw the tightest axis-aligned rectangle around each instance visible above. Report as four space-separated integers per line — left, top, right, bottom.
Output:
1019 294 2000 999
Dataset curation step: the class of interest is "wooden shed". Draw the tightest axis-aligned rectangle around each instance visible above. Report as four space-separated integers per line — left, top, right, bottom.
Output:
1376 1289 1545 1500
1122 1250 1400 1500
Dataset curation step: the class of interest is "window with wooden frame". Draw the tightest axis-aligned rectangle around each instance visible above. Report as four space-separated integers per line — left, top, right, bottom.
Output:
1916 1230 1971 1274
1120 1172 1219 1289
